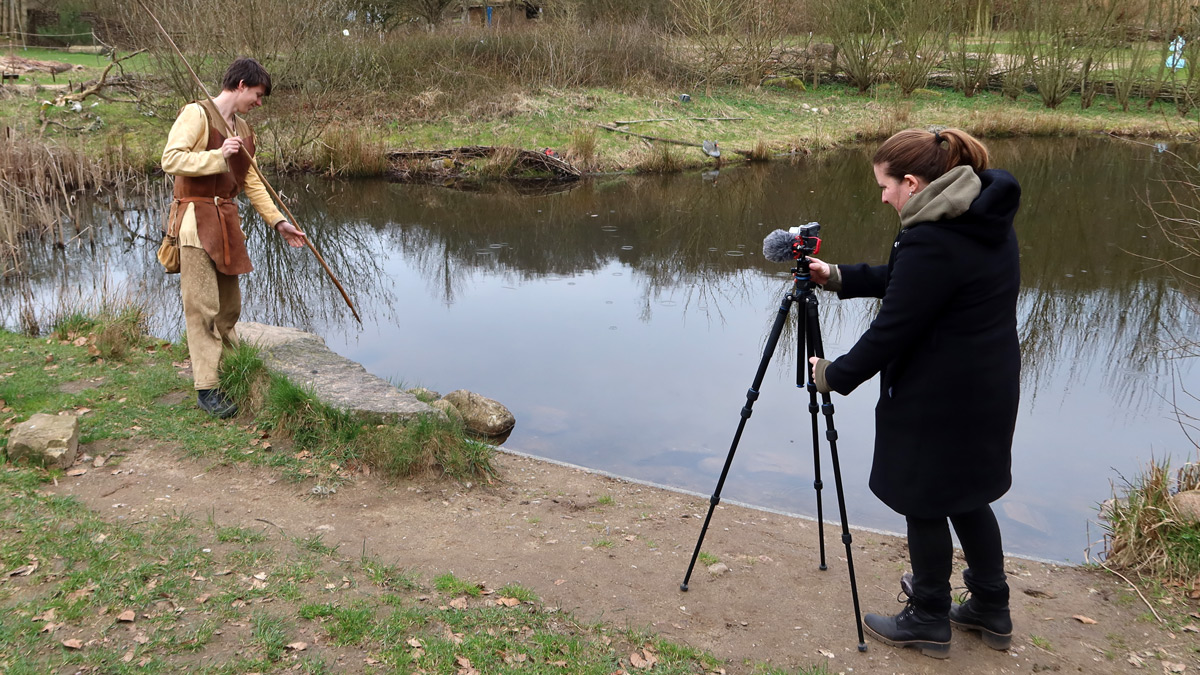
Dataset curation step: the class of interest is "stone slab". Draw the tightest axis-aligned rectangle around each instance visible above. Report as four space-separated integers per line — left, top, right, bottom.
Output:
237 322 442 424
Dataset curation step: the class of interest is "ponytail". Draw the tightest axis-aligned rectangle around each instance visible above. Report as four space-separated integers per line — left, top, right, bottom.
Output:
873 128 989 182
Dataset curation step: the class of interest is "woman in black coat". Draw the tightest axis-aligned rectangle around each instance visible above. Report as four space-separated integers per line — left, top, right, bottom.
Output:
807 128 1020 659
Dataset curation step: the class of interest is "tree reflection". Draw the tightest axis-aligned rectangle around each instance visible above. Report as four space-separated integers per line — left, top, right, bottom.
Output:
2 138 1198 410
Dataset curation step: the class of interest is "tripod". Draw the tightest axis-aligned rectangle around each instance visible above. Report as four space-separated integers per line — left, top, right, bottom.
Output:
679 256 867 651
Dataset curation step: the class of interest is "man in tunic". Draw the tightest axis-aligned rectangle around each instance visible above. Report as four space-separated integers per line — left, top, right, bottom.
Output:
162 57 306 418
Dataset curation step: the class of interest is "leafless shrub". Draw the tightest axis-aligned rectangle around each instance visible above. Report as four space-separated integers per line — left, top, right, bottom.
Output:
1011 0 1119 109
944 0 999 98
882 0 947 97
669 0 791 89
823 0 892 93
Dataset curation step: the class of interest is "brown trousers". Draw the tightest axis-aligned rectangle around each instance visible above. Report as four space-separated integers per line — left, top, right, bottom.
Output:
181 246 241 390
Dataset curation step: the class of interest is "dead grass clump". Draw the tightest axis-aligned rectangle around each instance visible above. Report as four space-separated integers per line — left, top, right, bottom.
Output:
478 147 523 179
568 127 598 170
93 302 149 361
749 139 771 162
634 144 685 173
1101 459 1200 583
317 126 389 178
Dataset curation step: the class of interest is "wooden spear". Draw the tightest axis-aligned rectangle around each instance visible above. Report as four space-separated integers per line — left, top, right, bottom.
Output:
136 0 362 324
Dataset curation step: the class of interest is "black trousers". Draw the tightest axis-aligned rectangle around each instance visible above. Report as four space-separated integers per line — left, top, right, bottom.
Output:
906 504 1009 615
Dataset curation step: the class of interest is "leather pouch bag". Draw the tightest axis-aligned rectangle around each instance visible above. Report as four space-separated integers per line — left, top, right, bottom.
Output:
157 200 181 274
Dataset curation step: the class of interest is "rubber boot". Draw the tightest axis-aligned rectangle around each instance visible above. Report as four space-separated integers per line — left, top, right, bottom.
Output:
864 575 951 659
197 388 238 419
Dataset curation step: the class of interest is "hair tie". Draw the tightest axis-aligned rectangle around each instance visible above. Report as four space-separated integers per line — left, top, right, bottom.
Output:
933 131 943 144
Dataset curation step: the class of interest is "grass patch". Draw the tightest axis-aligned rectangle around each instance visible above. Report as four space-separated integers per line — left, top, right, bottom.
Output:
698 551 721 566
433 573 483 597
1101 459 1200 583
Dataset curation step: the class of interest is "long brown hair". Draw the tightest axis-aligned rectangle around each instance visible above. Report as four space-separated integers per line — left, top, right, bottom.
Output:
872 128 989 183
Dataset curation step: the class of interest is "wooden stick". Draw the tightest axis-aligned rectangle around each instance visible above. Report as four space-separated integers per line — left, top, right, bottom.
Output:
612 117 750 124
596 124 754 157
137 0 361 324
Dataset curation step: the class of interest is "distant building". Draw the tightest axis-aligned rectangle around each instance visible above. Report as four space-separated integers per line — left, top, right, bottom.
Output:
460 1 541 27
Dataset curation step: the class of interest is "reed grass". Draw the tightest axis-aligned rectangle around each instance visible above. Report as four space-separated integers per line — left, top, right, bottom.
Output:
1102 458 1200 583
634 144 686 173
316 126 389 178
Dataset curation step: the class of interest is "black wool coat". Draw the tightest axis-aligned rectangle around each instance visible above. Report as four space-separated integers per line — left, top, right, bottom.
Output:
825 169 1021 518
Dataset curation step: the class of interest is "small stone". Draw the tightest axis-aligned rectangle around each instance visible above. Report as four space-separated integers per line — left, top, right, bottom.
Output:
708 563 730 576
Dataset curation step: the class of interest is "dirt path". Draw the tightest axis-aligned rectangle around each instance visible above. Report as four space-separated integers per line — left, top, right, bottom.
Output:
53 441 1196 674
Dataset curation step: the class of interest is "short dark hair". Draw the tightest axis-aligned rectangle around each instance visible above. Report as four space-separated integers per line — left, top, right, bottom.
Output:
221 57 272 96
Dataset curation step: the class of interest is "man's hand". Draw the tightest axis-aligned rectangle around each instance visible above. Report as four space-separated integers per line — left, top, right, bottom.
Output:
275 221 307 248
220 136 244 158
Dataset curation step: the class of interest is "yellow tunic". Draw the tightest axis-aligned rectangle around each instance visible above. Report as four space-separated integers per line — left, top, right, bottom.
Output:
161 102 284 248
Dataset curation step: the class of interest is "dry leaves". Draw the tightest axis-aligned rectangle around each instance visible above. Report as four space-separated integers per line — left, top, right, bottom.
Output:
496 597 521 607
61 638 83 649
1072 614 1097 625
629 645 658 669
455 655 479 674
116 610 136 622
448 596 469 609
65 467 87 477
286 642 308 651
7 556 39 576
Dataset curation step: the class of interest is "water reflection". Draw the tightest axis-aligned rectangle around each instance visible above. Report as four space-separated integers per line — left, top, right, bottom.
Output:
3 137 1198 562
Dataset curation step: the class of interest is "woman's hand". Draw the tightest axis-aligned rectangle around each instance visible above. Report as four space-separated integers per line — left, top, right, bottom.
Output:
220 136 244 159
275 221 307 248
807 257 832 285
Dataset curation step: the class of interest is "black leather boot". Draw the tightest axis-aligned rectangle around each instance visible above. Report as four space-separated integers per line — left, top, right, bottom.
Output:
950 596 1012 650
197 388 238 419
864 577 951 659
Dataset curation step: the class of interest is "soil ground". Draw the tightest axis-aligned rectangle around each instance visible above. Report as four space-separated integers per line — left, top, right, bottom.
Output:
47 437 1200 675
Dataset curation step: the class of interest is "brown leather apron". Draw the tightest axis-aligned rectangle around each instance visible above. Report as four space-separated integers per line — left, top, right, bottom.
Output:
167 101 255 276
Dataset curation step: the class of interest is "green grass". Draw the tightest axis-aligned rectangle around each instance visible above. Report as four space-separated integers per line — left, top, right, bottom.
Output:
1031 634 1053 651
698 551 720 566
0 458 728 673
596 494 615 506
433 572 483 597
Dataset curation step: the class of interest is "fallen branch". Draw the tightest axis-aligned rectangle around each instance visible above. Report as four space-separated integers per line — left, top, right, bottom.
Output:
612 117 750 124
596 124 753 157
54 49 147 106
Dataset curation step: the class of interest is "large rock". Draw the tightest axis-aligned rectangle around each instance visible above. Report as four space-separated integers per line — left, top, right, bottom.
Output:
1171 490 1200 524
7 413 79 468
237 322 443 424
441 390 515 437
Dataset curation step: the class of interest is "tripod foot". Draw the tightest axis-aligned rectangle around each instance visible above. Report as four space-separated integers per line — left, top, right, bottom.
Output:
680 583 689 592
819 564 828 571
858 642 868 652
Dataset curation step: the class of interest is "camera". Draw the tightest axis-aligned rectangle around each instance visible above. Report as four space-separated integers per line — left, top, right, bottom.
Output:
790 223 821 257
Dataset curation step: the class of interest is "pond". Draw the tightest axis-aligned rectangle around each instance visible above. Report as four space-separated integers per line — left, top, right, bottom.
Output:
4 136 1199 564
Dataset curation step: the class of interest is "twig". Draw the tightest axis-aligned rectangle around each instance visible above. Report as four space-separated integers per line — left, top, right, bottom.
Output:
1097 562 1165 624
255 518 286 534
612 117 750 124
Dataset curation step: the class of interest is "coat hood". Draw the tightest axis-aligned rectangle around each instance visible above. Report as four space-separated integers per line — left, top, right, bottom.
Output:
901 167 1021 246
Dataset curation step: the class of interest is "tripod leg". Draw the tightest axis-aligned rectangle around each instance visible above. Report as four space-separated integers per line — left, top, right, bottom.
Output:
800 286 827 571
681 288 796 591
805 293 868 651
